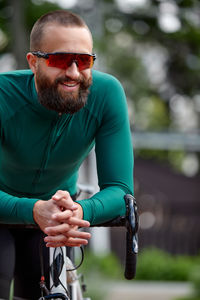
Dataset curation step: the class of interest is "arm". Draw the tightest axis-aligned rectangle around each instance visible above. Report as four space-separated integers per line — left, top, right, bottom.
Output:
0 190 38 224
76 75 134 225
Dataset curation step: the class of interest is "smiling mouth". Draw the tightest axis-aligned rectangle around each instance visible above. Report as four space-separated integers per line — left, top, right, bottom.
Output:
62 82 78 87
59 81 80 91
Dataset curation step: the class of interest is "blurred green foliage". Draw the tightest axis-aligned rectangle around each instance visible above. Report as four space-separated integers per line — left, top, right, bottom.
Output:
76 250 124 300
79 247 200 282
136 247 200 282
77 247 200 300
78 250 124 280
135 96 170 130
175 266 200 300
190 266 200 298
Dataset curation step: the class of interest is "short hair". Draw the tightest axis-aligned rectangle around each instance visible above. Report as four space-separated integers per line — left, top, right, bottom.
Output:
30 10 89 51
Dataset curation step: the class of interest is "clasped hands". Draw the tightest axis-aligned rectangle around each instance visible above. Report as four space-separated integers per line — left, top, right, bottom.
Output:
33 190 91 247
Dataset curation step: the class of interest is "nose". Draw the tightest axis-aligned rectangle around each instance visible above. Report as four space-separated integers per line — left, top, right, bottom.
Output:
65 61 80 80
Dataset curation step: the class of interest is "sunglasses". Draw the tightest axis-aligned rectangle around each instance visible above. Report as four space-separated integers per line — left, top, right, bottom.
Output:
31 51 97 71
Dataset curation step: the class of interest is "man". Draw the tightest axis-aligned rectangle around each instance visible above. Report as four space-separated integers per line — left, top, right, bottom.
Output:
0 10 134 299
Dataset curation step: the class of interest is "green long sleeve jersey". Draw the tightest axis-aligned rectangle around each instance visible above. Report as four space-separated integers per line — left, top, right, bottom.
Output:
0 69 133 225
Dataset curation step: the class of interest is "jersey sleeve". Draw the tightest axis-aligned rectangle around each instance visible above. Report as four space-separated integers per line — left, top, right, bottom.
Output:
76 75 134 225
0 76 38 224
0 190 38 224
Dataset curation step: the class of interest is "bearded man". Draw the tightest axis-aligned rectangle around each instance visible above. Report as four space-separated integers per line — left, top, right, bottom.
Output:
0 10 134 299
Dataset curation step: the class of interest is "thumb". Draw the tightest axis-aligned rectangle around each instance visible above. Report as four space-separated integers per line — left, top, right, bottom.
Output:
52 190 78 210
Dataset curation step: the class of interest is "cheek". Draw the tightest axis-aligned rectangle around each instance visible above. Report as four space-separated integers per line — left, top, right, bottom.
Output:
39 61 61 81
81 69 91 81
47 67 63 82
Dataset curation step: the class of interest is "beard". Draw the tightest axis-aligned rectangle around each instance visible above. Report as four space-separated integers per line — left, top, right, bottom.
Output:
35 68 92 114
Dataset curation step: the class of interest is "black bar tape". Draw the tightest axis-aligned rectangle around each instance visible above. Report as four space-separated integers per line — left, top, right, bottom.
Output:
124 231 137 279
124 194 138 280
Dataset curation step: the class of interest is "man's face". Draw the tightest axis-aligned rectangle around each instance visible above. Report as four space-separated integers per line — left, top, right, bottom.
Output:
32 25 94 114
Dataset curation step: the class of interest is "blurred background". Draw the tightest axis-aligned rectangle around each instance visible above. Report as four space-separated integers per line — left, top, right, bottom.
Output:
1 0 200 299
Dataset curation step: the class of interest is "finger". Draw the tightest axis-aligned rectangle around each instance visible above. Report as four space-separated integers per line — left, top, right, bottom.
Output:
46 238 89 247
52 190 71 200
52 190 77 209
53 196 78 211
53 213 90 228
52 210 73 221
44 223 70 235
44 223 78 236
44 235 89 247
46 241 85 248
44 230 91 241
68 217 90 228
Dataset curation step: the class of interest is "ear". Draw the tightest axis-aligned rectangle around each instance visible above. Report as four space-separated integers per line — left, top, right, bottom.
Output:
26 52 37 74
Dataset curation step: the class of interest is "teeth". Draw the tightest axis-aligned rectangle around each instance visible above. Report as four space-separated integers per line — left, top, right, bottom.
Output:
63 82 77 87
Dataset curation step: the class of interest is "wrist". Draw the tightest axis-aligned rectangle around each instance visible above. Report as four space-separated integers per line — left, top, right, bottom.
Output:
76 203 83 219
33 200 43 224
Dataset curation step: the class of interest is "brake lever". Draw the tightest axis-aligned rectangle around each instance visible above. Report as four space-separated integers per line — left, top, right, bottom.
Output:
124 194 139 254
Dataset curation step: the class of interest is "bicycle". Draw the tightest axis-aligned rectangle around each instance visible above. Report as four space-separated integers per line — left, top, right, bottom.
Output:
3 193 138 300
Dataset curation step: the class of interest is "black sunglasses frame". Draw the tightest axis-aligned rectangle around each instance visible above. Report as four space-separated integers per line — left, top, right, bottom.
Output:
31 51 97 61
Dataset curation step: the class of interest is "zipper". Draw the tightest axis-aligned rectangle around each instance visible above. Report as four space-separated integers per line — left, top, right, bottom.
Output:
33 115 72 191
32 114 72 192
32 116 59 190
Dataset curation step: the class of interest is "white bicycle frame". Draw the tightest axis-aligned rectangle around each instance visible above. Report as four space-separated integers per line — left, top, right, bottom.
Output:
49 246 88 300
49 247 68 295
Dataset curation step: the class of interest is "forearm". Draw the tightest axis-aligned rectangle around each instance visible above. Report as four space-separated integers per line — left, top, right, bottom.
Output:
0 190 38 224
76 185 132 225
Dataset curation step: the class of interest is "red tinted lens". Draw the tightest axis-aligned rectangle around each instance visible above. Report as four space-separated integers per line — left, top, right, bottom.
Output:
46 53 73 69
46 53 94 70
76 54 94 70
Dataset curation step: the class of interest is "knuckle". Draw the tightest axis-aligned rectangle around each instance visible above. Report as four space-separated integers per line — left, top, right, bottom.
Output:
64 191 70 197
62 236 68 242
63 224 70 231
